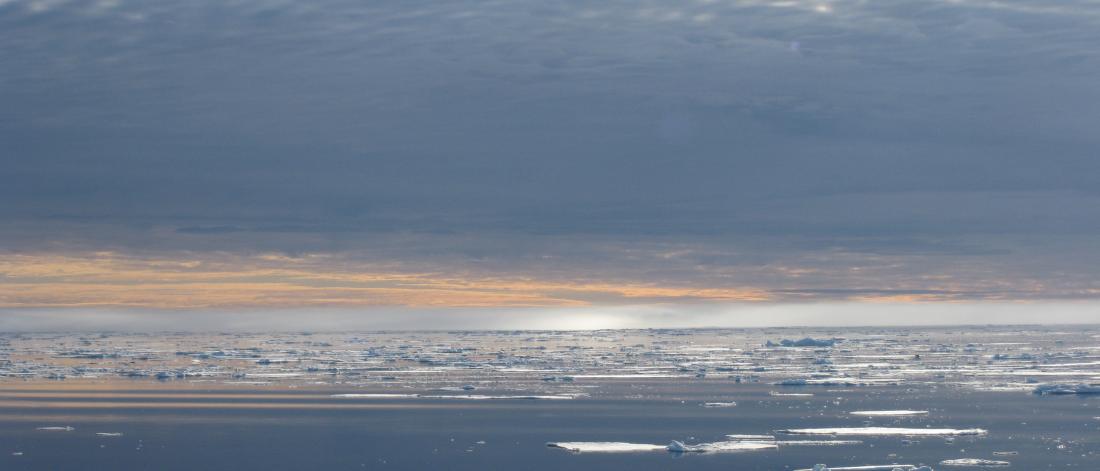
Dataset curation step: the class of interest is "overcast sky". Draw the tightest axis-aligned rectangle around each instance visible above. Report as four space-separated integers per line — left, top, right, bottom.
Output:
2 0 1099 328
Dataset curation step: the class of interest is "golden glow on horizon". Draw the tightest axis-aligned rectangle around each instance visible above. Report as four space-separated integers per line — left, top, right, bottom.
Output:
0 253 770 308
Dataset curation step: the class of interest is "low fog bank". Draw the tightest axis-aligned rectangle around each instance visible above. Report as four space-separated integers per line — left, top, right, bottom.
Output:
1 302 1097 332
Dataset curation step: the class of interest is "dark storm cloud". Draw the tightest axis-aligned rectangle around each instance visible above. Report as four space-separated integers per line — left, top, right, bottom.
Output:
3 0 1100 304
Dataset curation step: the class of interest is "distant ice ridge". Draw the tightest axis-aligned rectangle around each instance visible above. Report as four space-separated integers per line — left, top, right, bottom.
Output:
1032 383 1100 395
850 410 929 416
767 338 836 347
777 427 986 436
940 458 1010 466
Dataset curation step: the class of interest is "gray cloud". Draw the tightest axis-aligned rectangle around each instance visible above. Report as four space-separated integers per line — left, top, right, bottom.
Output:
3 0 1100 308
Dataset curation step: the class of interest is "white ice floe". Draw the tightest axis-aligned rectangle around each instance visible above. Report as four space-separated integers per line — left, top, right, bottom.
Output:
939 458 1010 466
1032 383 1100 395
796 465 929 471
330 393 420 398
548 438 778 454
777 440 864 446
546 442 667 453
420 394 578 400
702 402 737 407
771 391 814 397
95 432 123 437
851 410 929 416
726 434 776 440
35 426 75 432
667 439 777 453
330 393 577 400
777 427 986 436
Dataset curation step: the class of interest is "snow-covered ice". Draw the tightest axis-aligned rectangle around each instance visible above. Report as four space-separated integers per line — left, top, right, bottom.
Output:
777 427 987 436
850 410 929 416
939 458 1010 466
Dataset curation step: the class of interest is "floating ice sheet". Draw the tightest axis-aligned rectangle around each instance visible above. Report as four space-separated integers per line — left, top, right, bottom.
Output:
546 442 666 453
940 458 1011 466
777 427 987 436
850 410 929 416
667 439 777 452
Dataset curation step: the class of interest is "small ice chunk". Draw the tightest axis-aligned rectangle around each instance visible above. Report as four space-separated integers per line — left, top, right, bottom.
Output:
702 402 737 408
851 410 929 416
96 432 124 437
940 458 1010 466
36 426 75 432
771 391 814 397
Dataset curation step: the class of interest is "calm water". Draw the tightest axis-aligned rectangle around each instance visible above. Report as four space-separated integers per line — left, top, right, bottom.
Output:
1 382 1096 470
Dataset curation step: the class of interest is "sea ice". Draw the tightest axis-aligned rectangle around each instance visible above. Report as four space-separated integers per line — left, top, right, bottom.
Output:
767 338 836 347
330 393 420 398
777 427 987 436
1031 383 1100 395
850 410 929 416
667 439 777 453
798 465 929 471
420 394 578 400
36 426 75 432
546 441 666 453
939 458 1010 466
702 402 737 407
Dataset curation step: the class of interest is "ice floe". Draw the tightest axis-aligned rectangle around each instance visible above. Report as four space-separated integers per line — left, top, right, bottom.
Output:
1031 383 1100 395
796 465 931 471
777 427 987 436
850 410 929 416
939 458 1010 467
330 393 419 398
546 442 666 453
702 401 737 407
667 439 777 452
35 426 75 432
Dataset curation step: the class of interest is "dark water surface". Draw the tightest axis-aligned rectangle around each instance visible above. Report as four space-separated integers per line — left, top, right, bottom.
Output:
1 382 1096 470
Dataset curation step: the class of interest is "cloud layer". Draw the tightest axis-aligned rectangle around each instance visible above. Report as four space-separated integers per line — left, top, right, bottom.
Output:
3 0 1100 315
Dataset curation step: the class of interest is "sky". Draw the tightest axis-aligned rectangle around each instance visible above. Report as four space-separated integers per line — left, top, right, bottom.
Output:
2 0 1100 329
